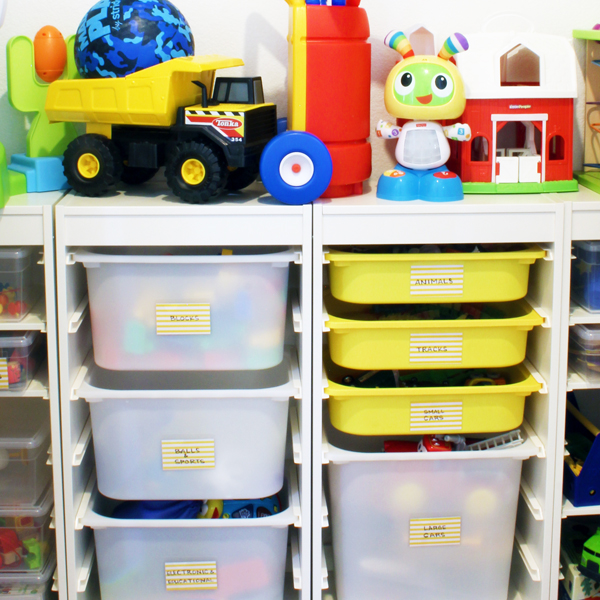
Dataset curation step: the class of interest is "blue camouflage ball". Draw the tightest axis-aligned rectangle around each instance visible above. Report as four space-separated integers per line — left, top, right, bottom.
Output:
74 0 195 79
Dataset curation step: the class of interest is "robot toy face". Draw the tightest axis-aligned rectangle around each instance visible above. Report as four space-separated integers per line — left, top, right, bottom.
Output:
384 55 467 121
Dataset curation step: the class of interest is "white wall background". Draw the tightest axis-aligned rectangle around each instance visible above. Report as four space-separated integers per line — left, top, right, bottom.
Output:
0 0 596 179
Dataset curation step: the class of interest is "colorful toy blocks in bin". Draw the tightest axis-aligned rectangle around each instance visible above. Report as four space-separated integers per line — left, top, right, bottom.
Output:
75 247 295 371
0 487 53 574
325 361 542 435
324 294 544 370
82 484 296 600
326 244 545 304
0 551 55 600
570 325 600 383
0 248 39 322
572 241 600 312
78 357 296 500
0 400 51 507
0 332 44 392
325 423 539 600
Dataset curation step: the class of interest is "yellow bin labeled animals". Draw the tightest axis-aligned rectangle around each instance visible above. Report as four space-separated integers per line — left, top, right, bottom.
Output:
326 245 545 304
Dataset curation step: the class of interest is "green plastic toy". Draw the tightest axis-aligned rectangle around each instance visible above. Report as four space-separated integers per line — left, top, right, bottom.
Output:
580 527 600 583
7 34 79 158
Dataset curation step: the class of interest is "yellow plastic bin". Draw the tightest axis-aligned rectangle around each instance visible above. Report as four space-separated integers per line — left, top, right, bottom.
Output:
325 296 544 370
326 245 545 304
325 362 542 435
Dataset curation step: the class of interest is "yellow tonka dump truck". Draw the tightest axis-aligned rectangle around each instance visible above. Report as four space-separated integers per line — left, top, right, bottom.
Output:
45 55 278 203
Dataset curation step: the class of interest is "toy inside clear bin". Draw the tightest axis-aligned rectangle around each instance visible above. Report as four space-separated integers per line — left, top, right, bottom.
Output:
0 487 54 575
0 549 55 599
0 332 44 392
572 241 600 312
569 324 600 382
0 248 38 322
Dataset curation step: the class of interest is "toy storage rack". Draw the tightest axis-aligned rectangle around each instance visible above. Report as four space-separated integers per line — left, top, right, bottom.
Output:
553 188 600 587
54 186 313 600
0 191 66 598
312 190 566 600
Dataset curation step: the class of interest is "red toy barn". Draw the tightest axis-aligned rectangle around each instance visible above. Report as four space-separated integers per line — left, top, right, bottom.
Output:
449 33 577 190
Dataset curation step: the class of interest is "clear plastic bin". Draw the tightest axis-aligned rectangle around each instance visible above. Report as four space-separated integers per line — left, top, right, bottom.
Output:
325 296 544 370
327 244 545 304
0 487 54 575
0 248 37 322
0 400 51 506
572 241 600 312
75 247 295 371
0 552 55 599
325 361 542 435
78 359 297 500
325 425 539 600
569 324 600 382
83 487 296 600
0 332 43 392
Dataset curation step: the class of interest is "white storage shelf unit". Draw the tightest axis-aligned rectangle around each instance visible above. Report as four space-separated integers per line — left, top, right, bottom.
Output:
0 192 67 598
551 189 600 590
313 191 566 600
54 188 313 600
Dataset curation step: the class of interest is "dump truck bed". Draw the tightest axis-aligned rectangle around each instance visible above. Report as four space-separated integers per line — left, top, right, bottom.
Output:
45 55 245 128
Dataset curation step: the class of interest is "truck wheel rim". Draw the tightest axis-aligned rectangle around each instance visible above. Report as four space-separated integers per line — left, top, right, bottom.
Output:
279 152 314 187
77 153 100 179
181 158 206 185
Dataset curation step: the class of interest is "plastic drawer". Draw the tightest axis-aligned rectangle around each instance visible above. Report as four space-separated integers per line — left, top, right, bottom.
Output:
83 489 296 600
0 552 54 599
0 248 38 322
325 427 539 600
325 362 542 435
327 245 544 304
0 487 54 575
77 358 297 500
74 247 295 371
0 332 44 392
325 296 544 370
0 400 51 506
572 241 600 312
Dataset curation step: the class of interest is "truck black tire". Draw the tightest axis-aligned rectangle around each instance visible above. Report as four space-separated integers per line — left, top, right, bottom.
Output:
121 166 160 186
225 166 259 191
63 134 123 197
165 141 226 204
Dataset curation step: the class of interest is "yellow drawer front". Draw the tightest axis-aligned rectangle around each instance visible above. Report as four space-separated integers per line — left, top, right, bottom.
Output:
327 246 545 304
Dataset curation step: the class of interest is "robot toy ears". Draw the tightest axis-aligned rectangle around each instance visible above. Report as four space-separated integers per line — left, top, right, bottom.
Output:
384 30 469 61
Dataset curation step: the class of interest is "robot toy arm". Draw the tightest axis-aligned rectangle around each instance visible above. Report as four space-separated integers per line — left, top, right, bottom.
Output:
376 119 401 140
443 122 471 142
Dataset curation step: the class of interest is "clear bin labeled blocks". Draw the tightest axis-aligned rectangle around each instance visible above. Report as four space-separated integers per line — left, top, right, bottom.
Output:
569 324 600 382
83 489 296 600
0 487 53 575
0 400 51 506
75 247 295 371
0 248 37 322
77 358 297 500
572 241 600 312
327 244 544 304
0 552 54 599
325 296 544 370
325 362 542 435
0 332 43 392
325 429 539 600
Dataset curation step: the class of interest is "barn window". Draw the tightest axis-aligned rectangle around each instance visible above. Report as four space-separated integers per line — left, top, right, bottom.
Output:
471 136 489 162
500 44 540 87
549 135 565 160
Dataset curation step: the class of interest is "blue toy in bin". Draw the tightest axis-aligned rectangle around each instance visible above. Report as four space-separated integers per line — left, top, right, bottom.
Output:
564 399 600 507
572 241 600 312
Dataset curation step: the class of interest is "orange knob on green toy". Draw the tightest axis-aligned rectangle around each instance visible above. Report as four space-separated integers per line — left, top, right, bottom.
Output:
34 26 67 83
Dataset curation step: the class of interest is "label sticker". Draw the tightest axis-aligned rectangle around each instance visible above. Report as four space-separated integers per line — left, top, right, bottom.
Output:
0 358 8 390
411 264 464 296
165 561 217 591
409 517 461 547
162 440 215 470
156 304 211 336
409 333 463 363
410 402 463 432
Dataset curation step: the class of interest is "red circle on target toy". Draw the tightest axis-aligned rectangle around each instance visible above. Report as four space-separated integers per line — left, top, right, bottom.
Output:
434 171 458 179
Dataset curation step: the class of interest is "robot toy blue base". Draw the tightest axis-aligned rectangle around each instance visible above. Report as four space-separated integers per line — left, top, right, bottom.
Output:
377 164 464 202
